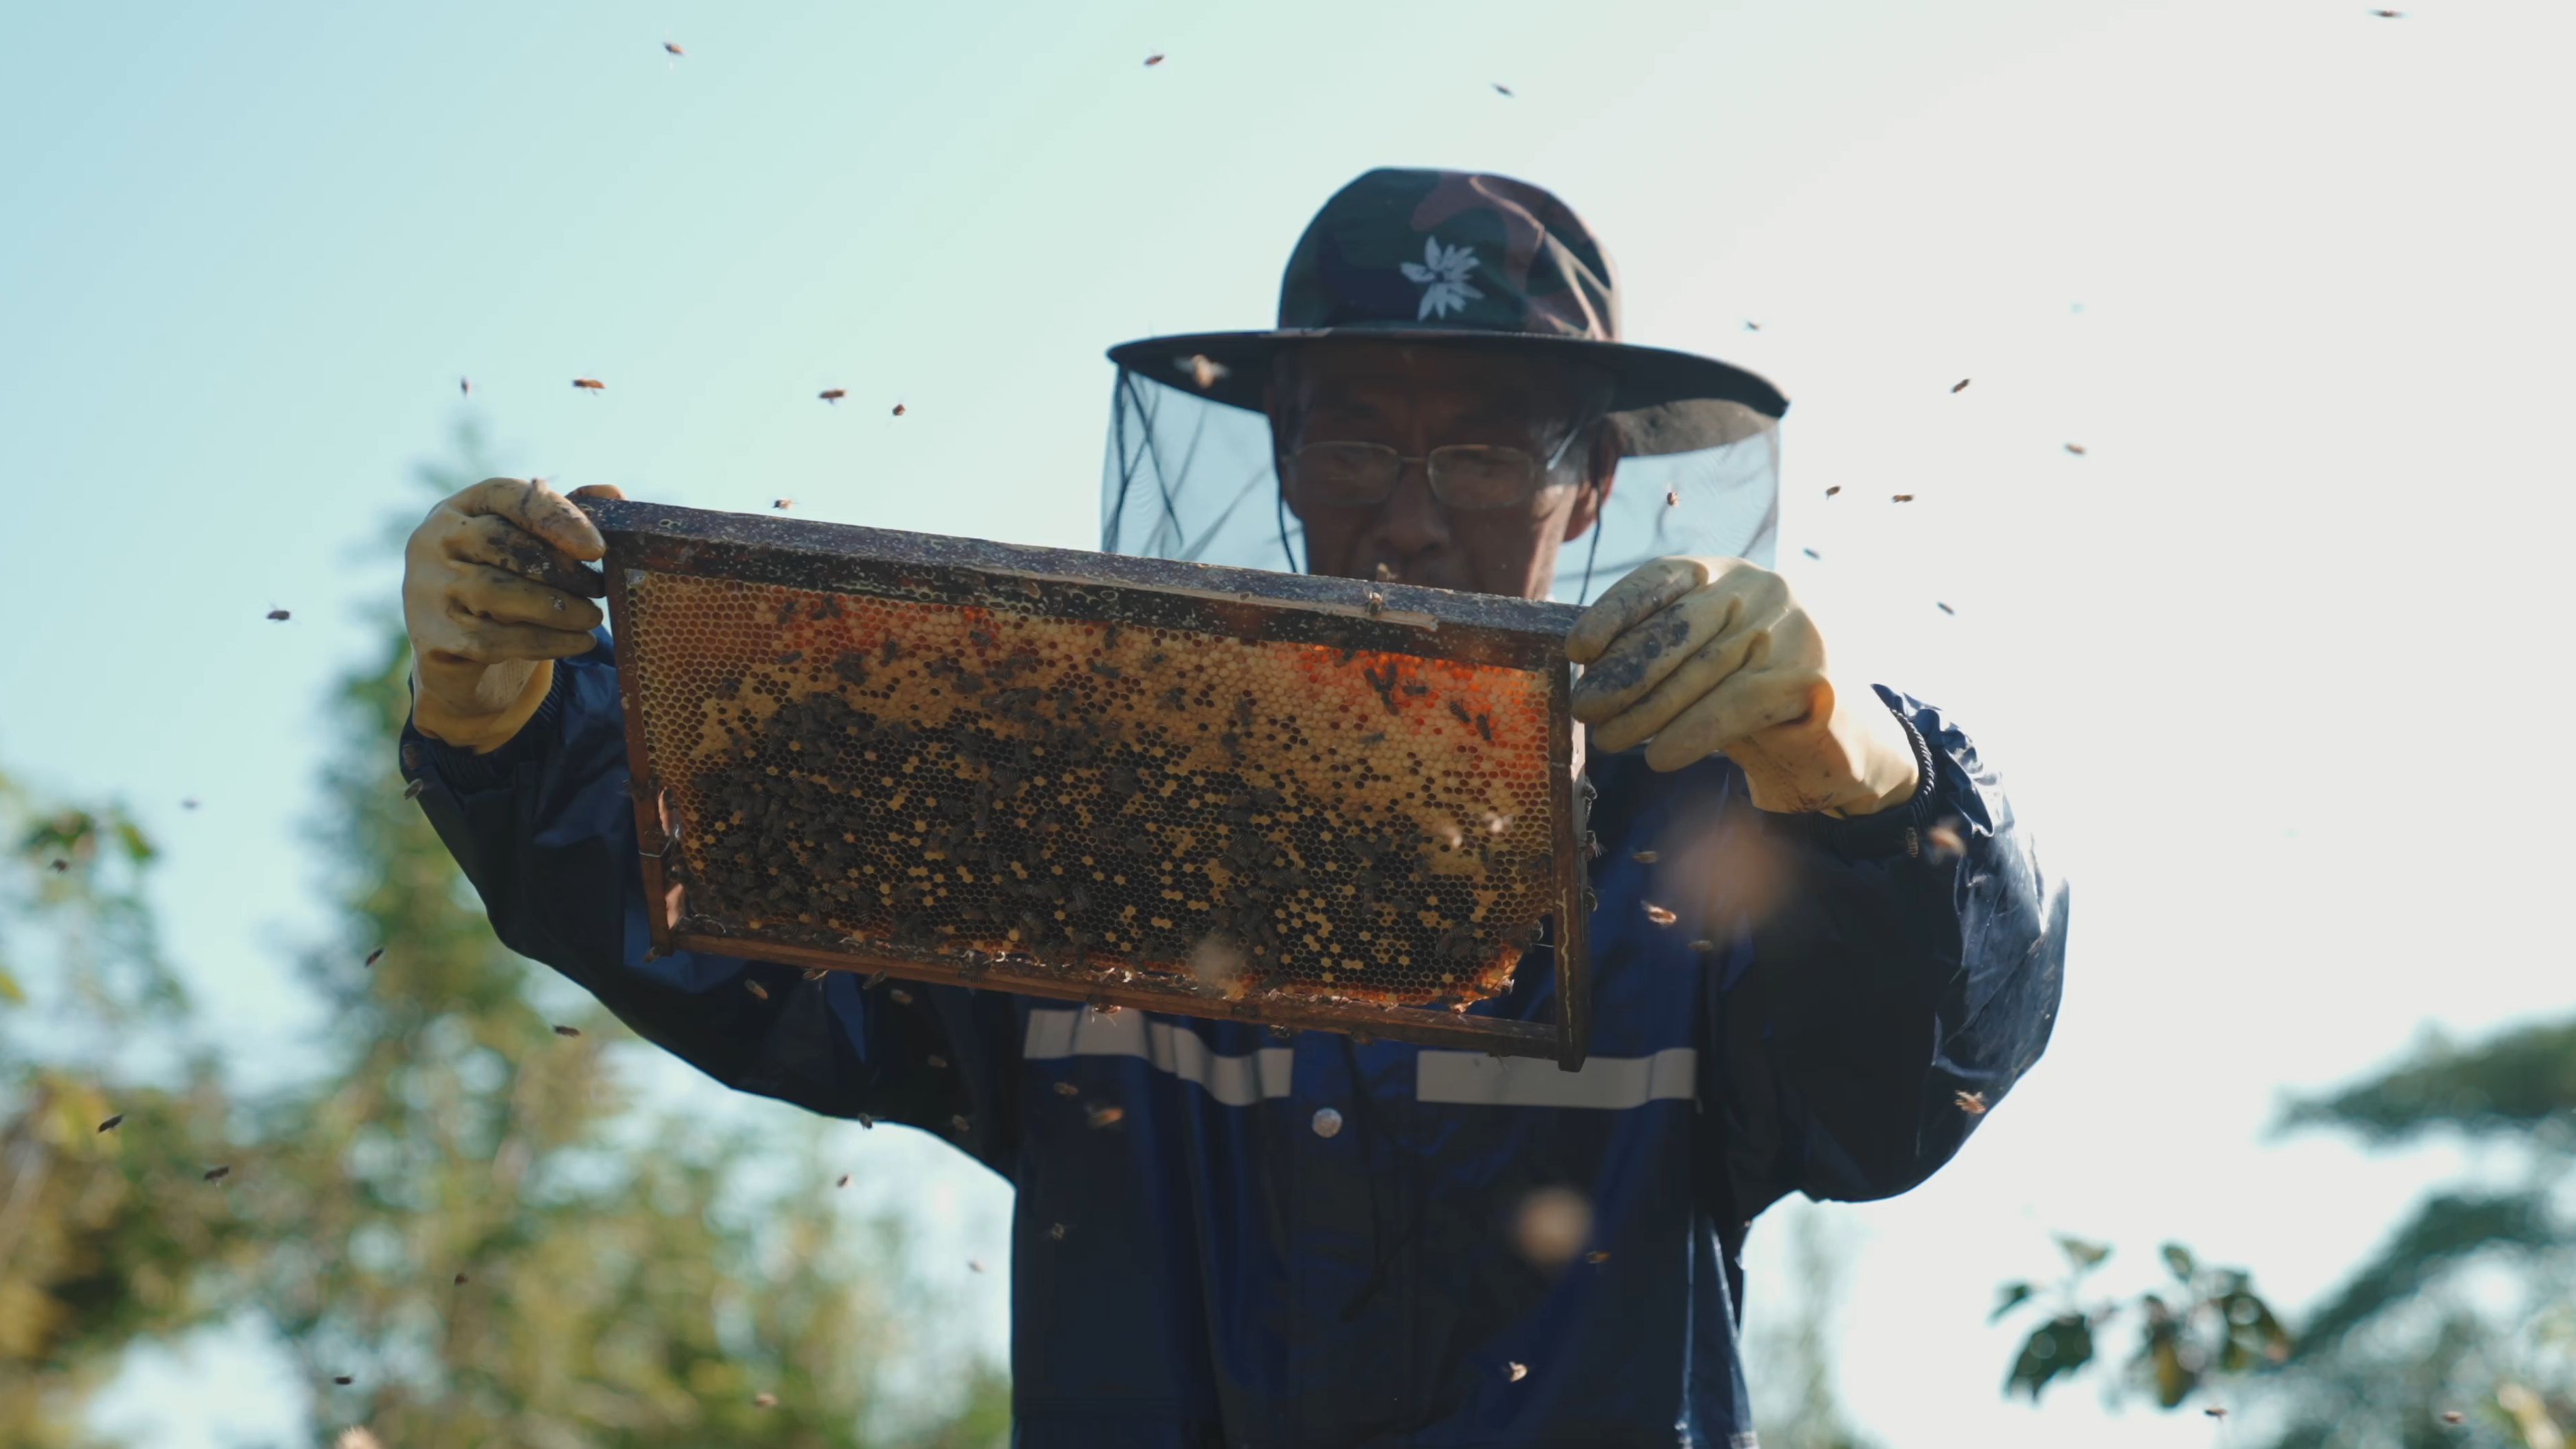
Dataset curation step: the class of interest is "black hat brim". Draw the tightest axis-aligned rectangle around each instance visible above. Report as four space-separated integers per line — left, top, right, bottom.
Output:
1105 327 1787 458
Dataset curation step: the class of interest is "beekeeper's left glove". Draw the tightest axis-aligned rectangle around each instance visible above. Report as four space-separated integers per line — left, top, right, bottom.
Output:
1566 556 1920 818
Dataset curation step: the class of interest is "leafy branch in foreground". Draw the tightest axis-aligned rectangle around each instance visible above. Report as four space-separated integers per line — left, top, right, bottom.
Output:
1992 1233 2290 1412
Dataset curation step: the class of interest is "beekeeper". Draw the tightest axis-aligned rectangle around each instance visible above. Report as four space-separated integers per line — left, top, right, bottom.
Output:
399 167 2068 1449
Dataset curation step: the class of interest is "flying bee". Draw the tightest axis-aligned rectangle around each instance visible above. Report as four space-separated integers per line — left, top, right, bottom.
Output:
553 1024 581 1037
745 979 770 1001
2064 443 2086 455
753 1392 779 1409
573 378 605 391
1954 1090 1989 1115
819 387 846 403
1936 601 1956 616
267 608 291 621
1825 486 1842 497
1143 52 1165 65
365 948 385 967
1643 903 1677 927
1506 1362 1528 1383
1048 1222 1068 1241
98 1114 123 1133
891 402 907 416
1665 489 1679 507
664 40 685 55
1892 493 1916 503
1088 1103 1125 1129
203 1165 231 1182
1631 850 1658 864
1950 378 1970 393
1053 1080 1079 1097
773 498 794 510
1175 353 1229 390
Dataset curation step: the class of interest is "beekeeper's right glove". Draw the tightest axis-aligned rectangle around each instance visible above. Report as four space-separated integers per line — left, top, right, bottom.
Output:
402 479 621 753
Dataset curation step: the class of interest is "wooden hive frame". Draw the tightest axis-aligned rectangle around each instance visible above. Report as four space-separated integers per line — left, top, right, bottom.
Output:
584 498 1594 1069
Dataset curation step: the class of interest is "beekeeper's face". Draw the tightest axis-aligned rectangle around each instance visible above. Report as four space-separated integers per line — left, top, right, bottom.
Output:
1268 342 1617 600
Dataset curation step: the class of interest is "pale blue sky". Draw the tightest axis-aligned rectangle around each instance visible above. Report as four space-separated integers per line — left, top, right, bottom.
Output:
6 1 2573 1446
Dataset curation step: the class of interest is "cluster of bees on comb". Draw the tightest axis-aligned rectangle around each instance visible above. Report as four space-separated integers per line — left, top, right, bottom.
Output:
633 574 1565 1009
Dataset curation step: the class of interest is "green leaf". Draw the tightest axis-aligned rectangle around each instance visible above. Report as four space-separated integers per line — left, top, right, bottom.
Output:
1991 1281 2036 1324
2055 1234 2112 1273
2150 1334 2193 1407
2160 1243 2196 1284
2005 1314 2095 1403
115 819 156 863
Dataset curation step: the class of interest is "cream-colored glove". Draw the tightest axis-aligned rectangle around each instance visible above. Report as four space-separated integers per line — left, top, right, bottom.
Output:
1566 556 1921 818
402 479 622 753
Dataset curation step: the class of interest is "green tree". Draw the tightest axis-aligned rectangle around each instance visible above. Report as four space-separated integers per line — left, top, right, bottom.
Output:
231 423 1009 1446
0 773 273 1448
2246 1018 2575 1449
1 422 1011 1446
1989 1014 2576 1449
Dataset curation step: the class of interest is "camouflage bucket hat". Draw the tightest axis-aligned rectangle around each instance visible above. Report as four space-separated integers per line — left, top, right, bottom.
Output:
1105 167 1788 456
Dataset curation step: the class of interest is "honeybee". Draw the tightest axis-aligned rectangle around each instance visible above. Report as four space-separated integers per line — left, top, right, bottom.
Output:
1643 903 1677 927
572 378 605 391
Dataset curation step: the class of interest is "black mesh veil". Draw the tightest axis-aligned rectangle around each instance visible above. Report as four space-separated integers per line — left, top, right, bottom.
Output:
1099 365 1780 603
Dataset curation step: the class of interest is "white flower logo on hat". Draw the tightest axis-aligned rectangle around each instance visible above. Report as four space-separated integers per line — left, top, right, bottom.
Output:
1400 237 1485 320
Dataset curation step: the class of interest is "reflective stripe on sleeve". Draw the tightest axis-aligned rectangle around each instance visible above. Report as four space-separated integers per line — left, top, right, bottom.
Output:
1414 1047 1698 1109
1023 1007 1292 1107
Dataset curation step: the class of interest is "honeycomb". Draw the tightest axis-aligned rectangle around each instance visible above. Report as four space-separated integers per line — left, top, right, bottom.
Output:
620 571 1568 1009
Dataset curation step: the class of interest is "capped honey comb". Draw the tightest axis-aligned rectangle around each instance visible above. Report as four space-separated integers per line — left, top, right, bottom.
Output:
588 500 1593 1063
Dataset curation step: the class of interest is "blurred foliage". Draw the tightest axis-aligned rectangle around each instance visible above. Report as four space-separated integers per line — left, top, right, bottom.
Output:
1994 1009 2576 1449
1990 1231 2290 1412
0 425 1009 1446
1742 1198 1882 1449
0 773 275 1448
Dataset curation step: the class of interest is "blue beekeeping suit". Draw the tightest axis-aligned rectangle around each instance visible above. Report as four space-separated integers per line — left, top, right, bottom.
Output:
400 621 2067 1448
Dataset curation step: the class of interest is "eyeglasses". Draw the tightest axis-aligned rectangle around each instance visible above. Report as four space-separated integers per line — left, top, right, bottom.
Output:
1286 431 1587 511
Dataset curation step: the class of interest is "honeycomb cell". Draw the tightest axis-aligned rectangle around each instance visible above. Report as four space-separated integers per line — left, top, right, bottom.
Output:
623 570 1563 1009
